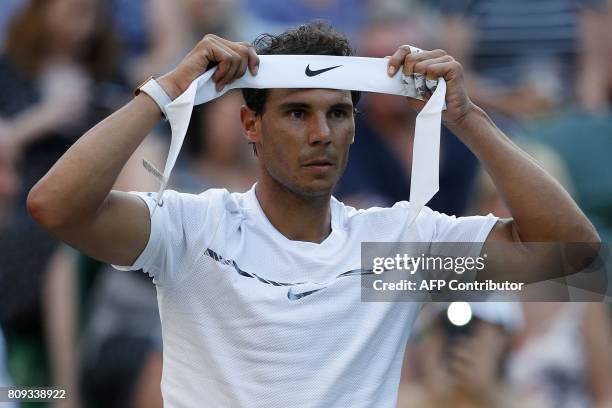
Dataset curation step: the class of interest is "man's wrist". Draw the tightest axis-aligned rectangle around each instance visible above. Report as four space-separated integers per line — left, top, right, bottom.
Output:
156 73 185 101
445 104 490 138
135 78 173 121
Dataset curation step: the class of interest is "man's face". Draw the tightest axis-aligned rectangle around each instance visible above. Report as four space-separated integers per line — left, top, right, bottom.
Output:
243 88 355 197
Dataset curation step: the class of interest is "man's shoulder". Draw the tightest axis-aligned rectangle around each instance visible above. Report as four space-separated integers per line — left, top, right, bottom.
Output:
137 187 244 219
157 187 233 204
332 198 418 228
333 198 413 220
334 197 496 243
333 198 455 233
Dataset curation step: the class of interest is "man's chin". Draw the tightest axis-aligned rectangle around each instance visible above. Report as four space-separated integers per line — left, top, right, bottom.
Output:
297 179 336 198
264 166 337 199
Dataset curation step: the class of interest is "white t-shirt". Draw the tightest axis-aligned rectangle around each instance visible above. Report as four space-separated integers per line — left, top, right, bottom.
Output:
114 185 497 407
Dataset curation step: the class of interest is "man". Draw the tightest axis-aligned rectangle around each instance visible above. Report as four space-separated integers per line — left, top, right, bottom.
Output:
27 22 598 407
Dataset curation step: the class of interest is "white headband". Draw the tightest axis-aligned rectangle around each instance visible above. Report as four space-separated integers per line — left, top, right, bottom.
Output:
157 46 446 225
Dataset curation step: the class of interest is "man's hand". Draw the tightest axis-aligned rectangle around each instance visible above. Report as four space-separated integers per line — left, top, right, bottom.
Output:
385 50 599 284
386 46 474 126
28 34 261 268
158 34 260 99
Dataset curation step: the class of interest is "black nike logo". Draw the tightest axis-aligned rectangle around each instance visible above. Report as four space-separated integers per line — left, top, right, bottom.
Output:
305 64 342 77
203 248 375 300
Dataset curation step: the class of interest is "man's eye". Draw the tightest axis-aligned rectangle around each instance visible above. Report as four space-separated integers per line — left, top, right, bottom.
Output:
289 110 305 119
330 109 348 119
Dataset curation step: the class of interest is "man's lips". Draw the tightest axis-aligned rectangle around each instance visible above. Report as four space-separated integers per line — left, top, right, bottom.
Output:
301 155 337 167
302 159 335 167
301 158 336 174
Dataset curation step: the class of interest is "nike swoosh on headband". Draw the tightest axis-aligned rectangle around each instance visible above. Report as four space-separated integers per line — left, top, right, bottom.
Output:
157 49 445 227
305 64 342 76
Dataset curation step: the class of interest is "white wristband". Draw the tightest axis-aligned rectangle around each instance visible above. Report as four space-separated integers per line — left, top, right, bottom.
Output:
137 78 172 120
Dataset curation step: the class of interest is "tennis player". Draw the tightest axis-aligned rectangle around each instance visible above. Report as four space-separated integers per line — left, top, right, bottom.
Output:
27 22 599 407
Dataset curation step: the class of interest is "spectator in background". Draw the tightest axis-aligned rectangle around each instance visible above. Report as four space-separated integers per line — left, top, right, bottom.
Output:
467 143 612 408
335 6 480 215
0 136 20 229
172 90 257 194
0 123 20 407
0 0 22 51
398 303 524 408
434 0 609 121
0 138 21 343
42 246 82 408
114 0 240 87
508 303 612 408
172 0 239 40
241 0 364 46
606 0 612 103
0 0 122 392
108 0 159 85
0 326 18 408
0 0 121 208
79 262 164 408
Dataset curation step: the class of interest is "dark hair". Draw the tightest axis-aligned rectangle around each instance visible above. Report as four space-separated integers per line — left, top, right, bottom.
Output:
242 20 361 116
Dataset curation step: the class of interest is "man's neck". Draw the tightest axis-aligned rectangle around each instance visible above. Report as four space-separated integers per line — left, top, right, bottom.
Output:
255 177 332 244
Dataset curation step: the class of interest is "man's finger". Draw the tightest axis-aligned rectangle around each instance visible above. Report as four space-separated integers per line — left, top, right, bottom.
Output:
237 57 248 79
222 47 242 83
233 43 254 77
387 45 412 76
209 38 240 90
244 44 260 75
215 38 259 75
210 42 233 83
420 61 462 83
412 56 454 80
219 52 241 90
403 49 447 75
217 38 257 81
212 38 240 82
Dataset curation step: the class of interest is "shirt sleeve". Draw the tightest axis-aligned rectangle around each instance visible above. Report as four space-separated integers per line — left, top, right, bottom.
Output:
111 189 220 285
411 206 498 298
417 206 499 258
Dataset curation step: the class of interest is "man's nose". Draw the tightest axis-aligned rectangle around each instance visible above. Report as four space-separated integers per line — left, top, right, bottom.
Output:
307 113 331 145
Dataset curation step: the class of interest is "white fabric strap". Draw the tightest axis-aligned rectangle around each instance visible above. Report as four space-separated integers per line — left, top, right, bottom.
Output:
157 48 446 224
139 78 172 120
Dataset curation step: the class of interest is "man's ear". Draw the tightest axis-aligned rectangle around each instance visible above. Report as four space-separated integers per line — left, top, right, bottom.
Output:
240 105 260 144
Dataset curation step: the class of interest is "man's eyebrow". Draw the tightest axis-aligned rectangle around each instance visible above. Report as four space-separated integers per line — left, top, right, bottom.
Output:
329 102 354 111
278 102 312 111
277 101 354 111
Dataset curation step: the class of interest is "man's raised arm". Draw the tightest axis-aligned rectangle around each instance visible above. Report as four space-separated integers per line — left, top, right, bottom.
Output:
386 47 601 282
27 35 259 266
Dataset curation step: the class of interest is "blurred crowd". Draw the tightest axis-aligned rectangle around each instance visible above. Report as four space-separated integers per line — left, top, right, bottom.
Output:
0 0 611 407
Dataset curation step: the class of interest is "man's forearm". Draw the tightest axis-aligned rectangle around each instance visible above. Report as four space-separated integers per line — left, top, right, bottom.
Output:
447 105 599 242
28 93 163 227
